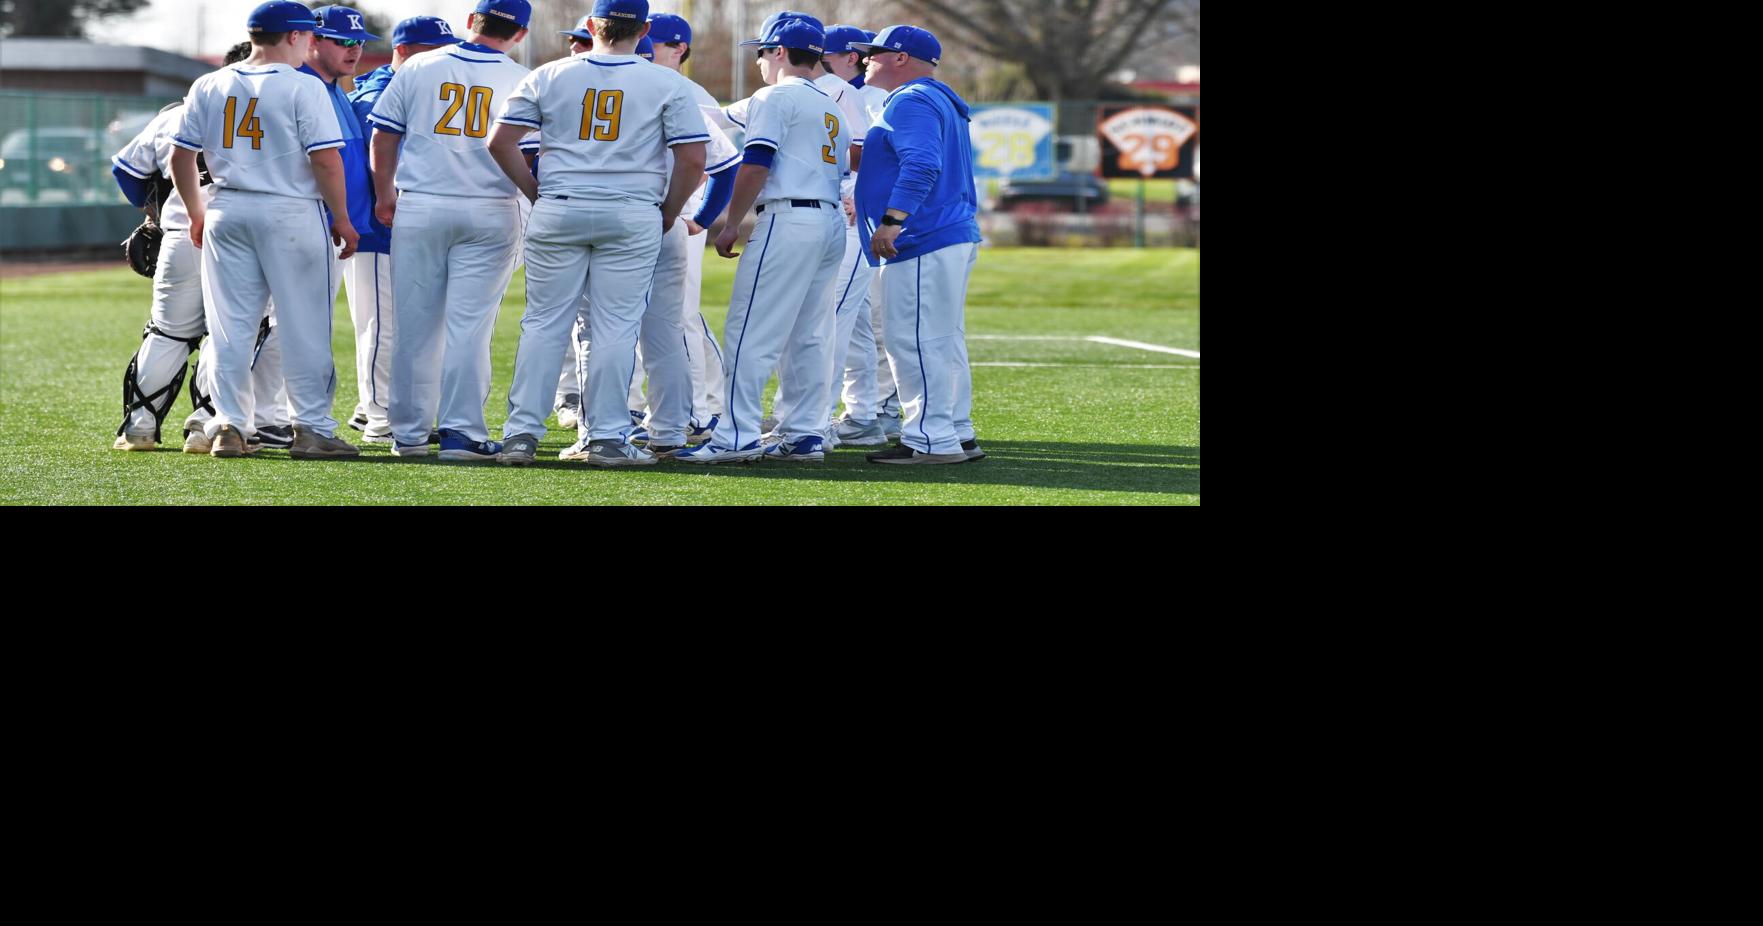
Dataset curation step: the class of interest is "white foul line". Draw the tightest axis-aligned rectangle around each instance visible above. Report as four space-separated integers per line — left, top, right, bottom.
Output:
967 334 1200 359
1085 336 1201 359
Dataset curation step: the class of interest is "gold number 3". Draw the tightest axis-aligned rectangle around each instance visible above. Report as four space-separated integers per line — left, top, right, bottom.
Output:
821 113 840 164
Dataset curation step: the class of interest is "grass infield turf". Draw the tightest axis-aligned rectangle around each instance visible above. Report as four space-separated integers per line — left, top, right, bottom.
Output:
0 246 1198 505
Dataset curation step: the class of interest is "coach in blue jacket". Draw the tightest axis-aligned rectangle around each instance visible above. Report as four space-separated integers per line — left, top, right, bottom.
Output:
851 26 986 464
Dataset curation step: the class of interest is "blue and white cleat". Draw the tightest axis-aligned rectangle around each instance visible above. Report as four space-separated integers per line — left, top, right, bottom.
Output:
436 429 503 462
762 434 826 462
686 414 719 444
674 440 764 464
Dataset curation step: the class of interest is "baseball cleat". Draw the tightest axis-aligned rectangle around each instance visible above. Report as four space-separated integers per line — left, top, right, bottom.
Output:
182 427 211 454
210 425 256 458
960 438 986 462
763 434 826 462
555 393 581 430
289 427 361 459
865 443 967 465
254 424 294 448
630 408 647 428
347 412 369 432
832 415 889 447
436 429 503 462
560 438 657 467
112 430 156 451
686 415 719 444
674 440 764 464
360 426 395 445
880 411 902 439
645 443 685 458
391 441 429 458
498 433 539 466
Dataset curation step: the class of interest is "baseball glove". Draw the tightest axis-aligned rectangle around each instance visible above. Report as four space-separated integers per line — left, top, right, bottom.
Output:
122 216 163 278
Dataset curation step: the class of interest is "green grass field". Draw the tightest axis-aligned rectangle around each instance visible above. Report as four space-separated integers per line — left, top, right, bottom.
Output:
0 246 1198 505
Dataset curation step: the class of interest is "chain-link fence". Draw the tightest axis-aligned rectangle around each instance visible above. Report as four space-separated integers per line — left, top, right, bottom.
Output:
0 91 177 205
0 90 176 251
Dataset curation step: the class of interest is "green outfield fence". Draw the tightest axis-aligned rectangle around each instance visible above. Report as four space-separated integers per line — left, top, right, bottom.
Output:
0 90 178 252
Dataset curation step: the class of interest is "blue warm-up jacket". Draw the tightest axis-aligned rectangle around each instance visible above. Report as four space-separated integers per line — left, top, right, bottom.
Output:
854 77 982 267
302 63 389 254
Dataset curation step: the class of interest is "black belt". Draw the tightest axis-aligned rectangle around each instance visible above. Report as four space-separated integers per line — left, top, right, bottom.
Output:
756 199 821 213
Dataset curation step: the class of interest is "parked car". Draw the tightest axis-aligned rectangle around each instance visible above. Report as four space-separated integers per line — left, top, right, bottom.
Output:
0 128 108 194
995 171 1109 211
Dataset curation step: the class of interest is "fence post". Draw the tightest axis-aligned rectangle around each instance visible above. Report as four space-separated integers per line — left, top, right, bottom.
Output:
26 94 39 201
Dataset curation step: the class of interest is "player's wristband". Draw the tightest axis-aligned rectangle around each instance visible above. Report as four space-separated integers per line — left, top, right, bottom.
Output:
880 215 906 227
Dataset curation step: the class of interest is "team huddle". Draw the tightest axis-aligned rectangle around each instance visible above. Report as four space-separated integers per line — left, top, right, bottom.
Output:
109 0 984 467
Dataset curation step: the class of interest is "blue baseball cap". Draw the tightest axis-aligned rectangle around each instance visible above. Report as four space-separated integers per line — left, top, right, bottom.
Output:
591 0 649 22
473 0 532 29
738 10 823 45
742 17 824 54
823 25 870 55
392 16 461 47
312 6 381 42
247 0 318 33
647 12 690 44
560 14 595 42
636 36 654 59
850 25 940 66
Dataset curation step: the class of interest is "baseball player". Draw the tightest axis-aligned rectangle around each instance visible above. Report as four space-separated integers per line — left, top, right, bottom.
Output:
172 0 361 459
675 17 847 464
643 11 737 442
850 25 984 463
367 0 536 462
343 14 463 446
488 0 709 467
109 41 264 453
822 25 901 445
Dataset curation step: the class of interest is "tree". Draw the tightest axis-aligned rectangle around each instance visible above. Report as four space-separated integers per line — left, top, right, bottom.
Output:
899 0 1198 100
0 0 151 38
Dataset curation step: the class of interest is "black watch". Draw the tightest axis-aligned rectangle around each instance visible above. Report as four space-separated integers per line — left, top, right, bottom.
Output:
880 215 906 227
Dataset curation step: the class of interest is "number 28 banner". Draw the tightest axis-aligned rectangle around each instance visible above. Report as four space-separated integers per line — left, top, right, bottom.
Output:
1098 105 1199 179
968 103 1057 181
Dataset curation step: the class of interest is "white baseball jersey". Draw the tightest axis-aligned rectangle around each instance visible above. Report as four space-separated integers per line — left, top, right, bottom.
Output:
173 63 344 200
723 75 868 150
857 84 888 124
112 105 211 232
683 79 741 214
365 42 536 197
738 77 848 205
496 53 710 204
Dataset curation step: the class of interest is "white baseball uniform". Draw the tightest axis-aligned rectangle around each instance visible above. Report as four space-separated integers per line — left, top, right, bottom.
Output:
174 61 347 440
726 74 869 439
697 76 848 452
367 41 535 448
553 80 738 439
843 82 899 424
496 52 711 445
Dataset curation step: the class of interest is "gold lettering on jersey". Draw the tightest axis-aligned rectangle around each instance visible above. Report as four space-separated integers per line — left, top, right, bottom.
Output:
578 89 624 142
223 96 264 150
821 112 840 165
436 84 494 138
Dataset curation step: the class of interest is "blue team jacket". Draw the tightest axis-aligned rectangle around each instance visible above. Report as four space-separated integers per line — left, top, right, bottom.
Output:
854 77 982 267
301 63 389 254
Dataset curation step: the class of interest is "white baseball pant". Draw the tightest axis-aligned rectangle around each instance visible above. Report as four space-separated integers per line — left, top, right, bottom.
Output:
197 189 341 440
344 249 395 438
880 241 978 455
387 192 521 446
504 197 662 444
705 202 845 450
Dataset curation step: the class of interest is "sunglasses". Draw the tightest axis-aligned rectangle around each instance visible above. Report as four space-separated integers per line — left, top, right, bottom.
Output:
323 36 365 48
